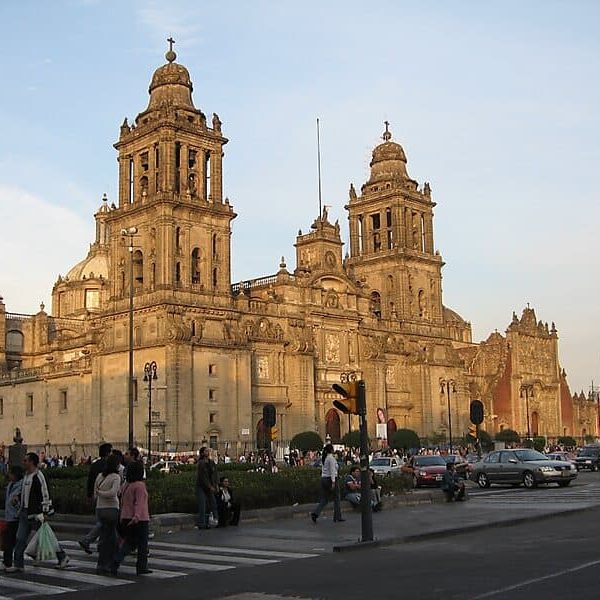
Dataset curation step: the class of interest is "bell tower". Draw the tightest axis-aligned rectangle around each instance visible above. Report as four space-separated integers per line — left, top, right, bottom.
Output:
345 123 443 323
106 39 235 301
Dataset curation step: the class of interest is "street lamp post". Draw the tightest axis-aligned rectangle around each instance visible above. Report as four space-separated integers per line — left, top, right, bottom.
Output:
520 383 534 441
143 361 158 461
440 378 457 454
121 227 138 448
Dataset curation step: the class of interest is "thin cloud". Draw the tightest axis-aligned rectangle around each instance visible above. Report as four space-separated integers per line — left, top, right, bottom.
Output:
135 1 204 49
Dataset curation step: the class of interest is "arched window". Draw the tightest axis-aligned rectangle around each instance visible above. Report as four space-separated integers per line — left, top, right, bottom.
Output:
212 233 218 259
205 151 211 200
326 409 341 442
191 248 201 284
175 227 181 251
370 291 381 319
357 215 364 255
6 330 24 352
133 250 144 288
175 262 181 284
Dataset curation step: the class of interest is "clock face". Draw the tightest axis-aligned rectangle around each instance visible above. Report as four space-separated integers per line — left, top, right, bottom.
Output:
325 251 336 267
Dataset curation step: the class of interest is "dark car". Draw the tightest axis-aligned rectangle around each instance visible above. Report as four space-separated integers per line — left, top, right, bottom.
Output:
574 446 600 471
471 448 578 489
406 455 447 487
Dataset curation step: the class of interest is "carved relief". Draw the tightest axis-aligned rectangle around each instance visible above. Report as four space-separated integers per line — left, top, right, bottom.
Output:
325 333 340 363
256 356 269 379
324 290 339 309
386 365 396 385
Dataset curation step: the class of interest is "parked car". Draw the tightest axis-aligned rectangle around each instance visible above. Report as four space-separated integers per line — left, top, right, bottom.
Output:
471 448 578 489
150 460 182 474
370 456 403 476
545 451 577 464
443 454 470 477
574 446 600 471
405 455 447 487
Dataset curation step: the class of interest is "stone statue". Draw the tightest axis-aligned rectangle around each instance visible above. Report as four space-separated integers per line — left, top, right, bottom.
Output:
9 428 27 468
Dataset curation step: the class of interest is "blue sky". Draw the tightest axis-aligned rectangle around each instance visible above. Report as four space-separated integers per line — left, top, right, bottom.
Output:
0 1 599 393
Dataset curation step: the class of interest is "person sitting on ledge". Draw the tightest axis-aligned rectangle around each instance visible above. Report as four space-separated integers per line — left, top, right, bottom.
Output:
442 462 466 502
216 477 241 527
344 466 362 508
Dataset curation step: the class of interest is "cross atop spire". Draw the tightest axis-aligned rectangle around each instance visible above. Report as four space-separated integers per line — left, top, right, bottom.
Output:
382 120 392 141
165 37 177 63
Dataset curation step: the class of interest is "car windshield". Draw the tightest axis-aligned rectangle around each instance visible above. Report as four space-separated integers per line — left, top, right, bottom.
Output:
414 456 446 466
444 455 463 463
513 450 548 462
579 448 600 457
371 459 390 466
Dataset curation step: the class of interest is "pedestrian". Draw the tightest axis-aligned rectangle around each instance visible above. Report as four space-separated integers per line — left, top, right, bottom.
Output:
343 466 362 508
310 444 344 523
113 460 152 575
195 447 217 529
9 452 70 573
78 442 112 554
94 453 121 575
2 465 24 571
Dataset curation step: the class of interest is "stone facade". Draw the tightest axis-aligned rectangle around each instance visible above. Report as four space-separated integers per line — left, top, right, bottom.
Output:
0 48 595 454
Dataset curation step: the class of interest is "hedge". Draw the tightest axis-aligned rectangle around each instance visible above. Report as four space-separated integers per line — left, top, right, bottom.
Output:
0 465 412 515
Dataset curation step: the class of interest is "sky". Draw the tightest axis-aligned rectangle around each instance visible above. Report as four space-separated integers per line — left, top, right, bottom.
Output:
0 1 599 393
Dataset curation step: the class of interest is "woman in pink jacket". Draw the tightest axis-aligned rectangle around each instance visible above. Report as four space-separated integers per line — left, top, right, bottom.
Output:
113 460 151 575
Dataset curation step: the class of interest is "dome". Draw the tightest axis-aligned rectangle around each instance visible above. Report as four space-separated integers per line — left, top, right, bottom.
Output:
146 47 195 112
366 123 411 184
66 252 109 281
370 140 407 167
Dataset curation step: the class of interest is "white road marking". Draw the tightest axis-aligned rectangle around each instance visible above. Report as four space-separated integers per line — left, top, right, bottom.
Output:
29 566 131 586
0 575 75 595
147 540 318 559
66 558 184 579
470 558 600 599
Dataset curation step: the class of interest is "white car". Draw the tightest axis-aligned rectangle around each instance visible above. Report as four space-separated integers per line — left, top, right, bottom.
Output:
150 460 181 474
370 457 403 476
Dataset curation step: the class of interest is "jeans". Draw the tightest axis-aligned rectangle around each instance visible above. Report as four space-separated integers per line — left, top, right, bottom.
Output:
14 512 66 569
196 488 218 528
96 508 119 572
2 521 19 567
80 520 101 545
115 520 149 573
313 477 342 520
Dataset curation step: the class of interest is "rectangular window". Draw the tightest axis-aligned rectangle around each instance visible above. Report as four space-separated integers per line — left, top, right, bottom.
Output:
209 435 218 450
133 378 138 404
85 289 100 309
60 390 68 412
371 213 381 230
209 412 216 424
208 364 217 376
26 393 34 416
208 389 216 402
0 397 3 417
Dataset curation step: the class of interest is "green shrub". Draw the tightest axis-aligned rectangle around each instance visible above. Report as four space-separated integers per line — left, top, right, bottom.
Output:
495 429 520 444
532 436 546 452
557 436 576 448
390 429 420 451
341 430 362 448
290 431 324 452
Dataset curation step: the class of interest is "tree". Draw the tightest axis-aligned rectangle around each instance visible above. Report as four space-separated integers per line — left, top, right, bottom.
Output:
478 430 494 452
532 436 546 452
290 431 323 453
557 436 577 448
495 429 520 444
390 429 420 451
341 430 362 448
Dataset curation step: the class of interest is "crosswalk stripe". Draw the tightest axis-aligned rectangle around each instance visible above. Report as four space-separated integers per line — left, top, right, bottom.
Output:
26 566 131 587
148 541 318 559
64 548 235 572
65 559 184 579
0 575 75 595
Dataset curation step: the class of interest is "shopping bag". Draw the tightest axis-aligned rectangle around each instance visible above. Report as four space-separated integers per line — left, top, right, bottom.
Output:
36 521 60 562
25 528 40 559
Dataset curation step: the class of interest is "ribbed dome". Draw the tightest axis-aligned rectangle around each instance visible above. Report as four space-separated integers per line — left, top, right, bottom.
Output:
370 140 407 167
366 123 410 183
66 253 109 281
146 48 195 111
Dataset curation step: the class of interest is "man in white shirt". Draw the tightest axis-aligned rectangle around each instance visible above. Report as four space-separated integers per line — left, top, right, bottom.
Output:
310 444 344 523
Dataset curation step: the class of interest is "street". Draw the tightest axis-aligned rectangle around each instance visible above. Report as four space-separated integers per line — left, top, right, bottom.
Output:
2 472 600 599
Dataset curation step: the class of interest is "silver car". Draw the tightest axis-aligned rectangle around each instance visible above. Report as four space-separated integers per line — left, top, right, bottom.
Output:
471 448 578 489
370 456 403 476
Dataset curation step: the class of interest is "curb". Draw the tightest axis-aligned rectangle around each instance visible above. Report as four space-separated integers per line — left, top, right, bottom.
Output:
332 504 600 552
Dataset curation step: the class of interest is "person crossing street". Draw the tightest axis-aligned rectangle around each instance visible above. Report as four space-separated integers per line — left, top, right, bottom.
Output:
310 444 344 523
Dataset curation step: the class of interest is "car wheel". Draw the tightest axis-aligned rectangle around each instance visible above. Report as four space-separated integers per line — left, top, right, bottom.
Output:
523 471 536 489
477 472 490 488
558 480 571 487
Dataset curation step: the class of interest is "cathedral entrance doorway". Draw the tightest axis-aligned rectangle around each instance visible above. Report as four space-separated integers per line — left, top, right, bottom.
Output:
256 419 268 449
326 409 341 442
387 418 397 442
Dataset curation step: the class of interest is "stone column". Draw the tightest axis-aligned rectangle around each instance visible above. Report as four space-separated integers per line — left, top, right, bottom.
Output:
424 212 434 254
199 149 207 201
148 145 156 196
180 144 189 198
349 215 359 257
118 156 129 207
211 147 223 203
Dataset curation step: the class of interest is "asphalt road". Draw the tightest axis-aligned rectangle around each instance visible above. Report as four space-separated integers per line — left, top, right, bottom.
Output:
89 507 600 600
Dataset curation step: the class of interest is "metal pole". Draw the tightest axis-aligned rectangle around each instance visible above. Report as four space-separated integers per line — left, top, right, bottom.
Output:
147 375 152 460
526 388 531 440
128 238 134 448
357 380 373 543
447 385 453 454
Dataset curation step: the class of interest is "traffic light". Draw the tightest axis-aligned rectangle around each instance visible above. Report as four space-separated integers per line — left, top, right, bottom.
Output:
332 381 359 414
470 400 484 425
263 403 276 428
468 424 477 439
270 427 278 441
332 380 366 415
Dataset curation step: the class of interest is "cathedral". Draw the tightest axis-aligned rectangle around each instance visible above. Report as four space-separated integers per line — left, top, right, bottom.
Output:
0 46 596 456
